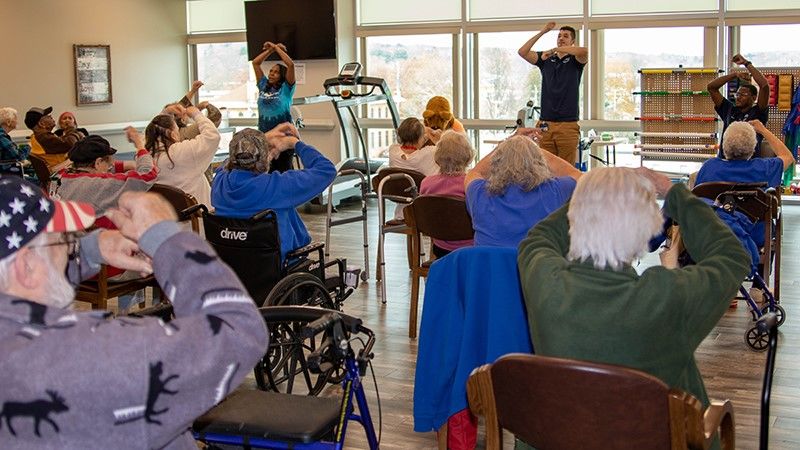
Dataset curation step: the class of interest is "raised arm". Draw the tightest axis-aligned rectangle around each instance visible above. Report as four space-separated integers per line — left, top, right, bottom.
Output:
707 73 738 108
548 45 588 64
465 148 494 188
518 22 556 65
272 43 296 86
749 120 795 170
251 42 275 81
732 55 770 110
540 147 582 180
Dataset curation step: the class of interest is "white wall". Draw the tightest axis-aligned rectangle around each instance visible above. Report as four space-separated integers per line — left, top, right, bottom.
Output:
0 0 188 149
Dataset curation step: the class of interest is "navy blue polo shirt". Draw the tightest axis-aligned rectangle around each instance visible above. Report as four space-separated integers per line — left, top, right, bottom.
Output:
716 98 768 158
535 51 585 122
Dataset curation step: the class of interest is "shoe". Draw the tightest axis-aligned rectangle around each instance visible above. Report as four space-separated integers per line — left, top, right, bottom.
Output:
729 299 738 309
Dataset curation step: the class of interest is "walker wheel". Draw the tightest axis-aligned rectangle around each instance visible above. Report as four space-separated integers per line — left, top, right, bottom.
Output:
745 327 769 352
760 304 786 327
360 271 368 281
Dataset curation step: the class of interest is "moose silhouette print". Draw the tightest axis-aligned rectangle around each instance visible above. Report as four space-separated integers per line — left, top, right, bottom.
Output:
0 390 69 437
113 361 179 426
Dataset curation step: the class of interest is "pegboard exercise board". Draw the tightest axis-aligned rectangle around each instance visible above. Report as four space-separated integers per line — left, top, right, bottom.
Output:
635 68 721 163
730 66 800 140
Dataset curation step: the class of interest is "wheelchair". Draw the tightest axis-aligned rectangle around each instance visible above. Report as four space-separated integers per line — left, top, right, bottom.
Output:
131 305 380 449
181 204 361 393
690 182 785 351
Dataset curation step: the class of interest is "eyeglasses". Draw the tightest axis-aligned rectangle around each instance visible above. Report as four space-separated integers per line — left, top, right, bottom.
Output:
29 233 82 285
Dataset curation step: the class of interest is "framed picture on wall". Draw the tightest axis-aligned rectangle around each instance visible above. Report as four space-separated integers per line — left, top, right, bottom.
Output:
73 44 112 105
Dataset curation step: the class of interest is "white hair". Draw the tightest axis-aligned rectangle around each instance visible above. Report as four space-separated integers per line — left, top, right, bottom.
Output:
0 233 75 308
722 122 757 160
486 136 552 195
567 168 663 270
0 107 17 128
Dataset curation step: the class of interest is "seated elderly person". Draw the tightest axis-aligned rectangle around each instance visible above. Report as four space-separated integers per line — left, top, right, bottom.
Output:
517 167 749 449
25 106 85 170
0 107 31 175
0 178 267 447
465 133 581 248
695 120 794 248
211 124 336 263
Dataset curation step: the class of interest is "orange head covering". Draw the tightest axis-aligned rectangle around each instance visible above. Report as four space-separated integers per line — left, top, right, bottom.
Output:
422 96 454 131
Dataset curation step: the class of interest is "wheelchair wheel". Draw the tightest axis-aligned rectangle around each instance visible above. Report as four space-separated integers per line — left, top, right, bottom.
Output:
760 304 786 328
255 316 346 395
745 326 770 352
265 272 335 308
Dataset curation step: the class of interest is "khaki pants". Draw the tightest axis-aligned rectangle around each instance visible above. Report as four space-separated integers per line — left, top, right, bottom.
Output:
536 120 580 165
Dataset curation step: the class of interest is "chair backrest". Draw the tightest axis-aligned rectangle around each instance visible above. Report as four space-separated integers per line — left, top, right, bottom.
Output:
202 210 282 306
692 181 775 223
371 167 426 198
28 154 52 191
406 195 473 241
485 354 672 450
149 183 201 232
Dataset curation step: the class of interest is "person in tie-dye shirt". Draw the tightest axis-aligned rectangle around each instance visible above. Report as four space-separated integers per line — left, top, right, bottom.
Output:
251 41 296 172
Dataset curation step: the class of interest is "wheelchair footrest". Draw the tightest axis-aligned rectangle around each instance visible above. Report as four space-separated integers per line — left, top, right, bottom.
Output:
193 389 342 444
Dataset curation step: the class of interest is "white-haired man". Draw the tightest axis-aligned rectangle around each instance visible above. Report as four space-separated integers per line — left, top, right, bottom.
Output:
0 177 267 448
517 167 749 447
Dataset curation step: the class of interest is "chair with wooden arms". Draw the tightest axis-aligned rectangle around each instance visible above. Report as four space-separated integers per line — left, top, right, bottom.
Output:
404 195 473 338
149 183 202 233
371 167 426 304
467 353 735 450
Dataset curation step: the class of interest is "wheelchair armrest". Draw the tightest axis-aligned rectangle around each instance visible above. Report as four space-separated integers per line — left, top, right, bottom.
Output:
287 242 325 259
179 204 207 221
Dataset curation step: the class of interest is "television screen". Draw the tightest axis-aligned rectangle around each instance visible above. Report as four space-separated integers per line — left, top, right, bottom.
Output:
245 0 336 61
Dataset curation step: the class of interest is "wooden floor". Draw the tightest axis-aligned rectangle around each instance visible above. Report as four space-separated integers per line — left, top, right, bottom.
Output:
274 197 800 450
90 197 796 449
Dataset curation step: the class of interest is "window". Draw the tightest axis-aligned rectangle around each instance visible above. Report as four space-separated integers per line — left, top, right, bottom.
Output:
359 0 460 25
469 0 582 20
591 0 716 15
187 0 246 33
195 42 257 118
728 0 799 11
478 32 542 120
603 27 704 120
365 34 454 119
740 24 800 67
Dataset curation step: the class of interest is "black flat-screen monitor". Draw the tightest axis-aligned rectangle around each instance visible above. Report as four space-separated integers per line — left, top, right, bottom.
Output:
245 0 336 61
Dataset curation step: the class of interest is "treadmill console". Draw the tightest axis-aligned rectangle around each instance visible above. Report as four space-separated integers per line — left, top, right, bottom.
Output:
338 62 362 83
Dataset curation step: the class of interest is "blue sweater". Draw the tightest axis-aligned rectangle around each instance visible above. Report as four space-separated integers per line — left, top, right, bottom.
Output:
211 142 336 262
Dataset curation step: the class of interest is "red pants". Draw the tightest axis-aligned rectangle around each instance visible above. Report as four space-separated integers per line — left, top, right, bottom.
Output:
441 409 477 450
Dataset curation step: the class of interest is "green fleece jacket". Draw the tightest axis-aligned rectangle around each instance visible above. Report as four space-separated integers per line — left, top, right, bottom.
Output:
518 183 749 409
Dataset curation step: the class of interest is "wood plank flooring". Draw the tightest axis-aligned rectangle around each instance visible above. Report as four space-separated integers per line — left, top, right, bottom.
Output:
93 197 798 449
293 197 800 449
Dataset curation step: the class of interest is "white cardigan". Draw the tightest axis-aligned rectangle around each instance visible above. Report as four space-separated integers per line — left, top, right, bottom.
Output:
154 111 221 207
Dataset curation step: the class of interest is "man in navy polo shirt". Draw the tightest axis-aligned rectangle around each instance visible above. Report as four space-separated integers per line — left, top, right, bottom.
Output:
518 22 587 165
707 54 770 158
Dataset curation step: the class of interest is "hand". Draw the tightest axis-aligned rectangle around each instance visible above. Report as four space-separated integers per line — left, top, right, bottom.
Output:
541 48 556 60
635 167 673 197
748 119 767 135
185 106 201 117
190 80 204 92
262 41 275 51
196 101 209 110
267 122 300 139
513 127 543 141
97 230 153 276
165 104 185 117
424 127 443 144
276 43 288 52
124 126 144 148
543 21 556 32
731 54 748 66
266 135 299 156
106 192 178 243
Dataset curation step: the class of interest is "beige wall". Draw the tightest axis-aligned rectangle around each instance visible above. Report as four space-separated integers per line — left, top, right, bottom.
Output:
0 0 188 138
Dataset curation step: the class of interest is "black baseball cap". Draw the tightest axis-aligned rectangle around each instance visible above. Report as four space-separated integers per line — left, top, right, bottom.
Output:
68 135 117 164
24 106 53 130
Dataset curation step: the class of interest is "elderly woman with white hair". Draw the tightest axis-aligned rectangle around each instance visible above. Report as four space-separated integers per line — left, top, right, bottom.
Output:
695 120 794 249
517 167 749 449
0 107 30 173
210 124 336 263
464 134 581 248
